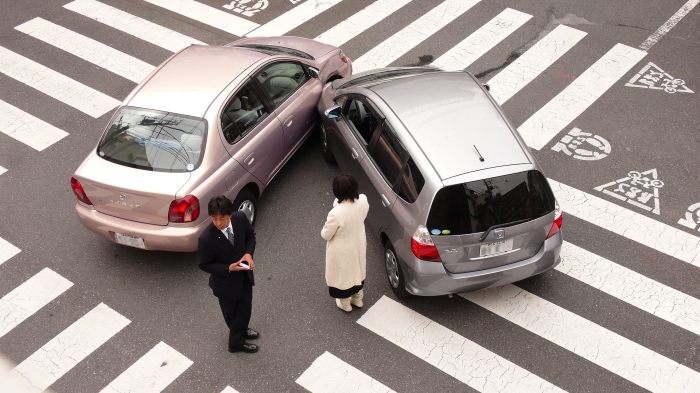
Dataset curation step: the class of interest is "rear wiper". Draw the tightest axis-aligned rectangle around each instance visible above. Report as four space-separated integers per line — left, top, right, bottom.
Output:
478 219 530 242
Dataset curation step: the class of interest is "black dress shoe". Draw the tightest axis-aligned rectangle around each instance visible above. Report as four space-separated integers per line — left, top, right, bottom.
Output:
229 343 259 353
245 328 260 340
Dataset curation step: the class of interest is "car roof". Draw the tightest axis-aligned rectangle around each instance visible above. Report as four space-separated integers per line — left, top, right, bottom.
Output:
127 45 268 118
368 71 531 180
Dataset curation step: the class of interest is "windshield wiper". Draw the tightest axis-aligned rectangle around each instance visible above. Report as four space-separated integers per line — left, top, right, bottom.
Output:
478 219 530 242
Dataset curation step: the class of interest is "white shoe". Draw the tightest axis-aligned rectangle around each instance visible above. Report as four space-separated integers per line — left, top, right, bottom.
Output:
336 298 352 312
350 290 363 308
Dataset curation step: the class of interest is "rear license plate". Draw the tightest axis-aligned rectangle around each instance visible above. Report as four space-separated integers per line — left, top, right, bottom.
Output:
115 233 145 249
479 238 513 257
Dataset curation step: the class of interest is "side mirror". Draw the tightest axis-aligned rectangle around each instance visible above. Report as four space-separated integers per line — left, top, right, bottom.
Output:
482 83 490 91
324 105 341 119
308 67 320 79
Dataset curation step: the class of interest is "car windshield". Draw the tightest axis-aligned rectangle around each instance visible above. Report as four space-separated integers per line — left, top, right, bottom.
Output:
97 107 207 172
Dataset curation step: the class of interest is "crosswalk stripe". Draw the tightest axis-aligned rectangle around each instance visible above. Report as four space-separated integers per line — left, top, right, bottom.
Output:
99 341 193 393
314 0 414 47
558 241 700 336
0 236 21 266
517 43 646 150
431 8 532 71
220 387 239 393
63 0 205 52
352 0 482 74
13 303 131 391
550 179 700 267
296 351 396 393
247 0 343 38
0 99 69 151
142 0 259 37
462 285 700 393
0 165 6 176
0 46 120 118
487 25 587 104
0 268 73 339
358 296 566 393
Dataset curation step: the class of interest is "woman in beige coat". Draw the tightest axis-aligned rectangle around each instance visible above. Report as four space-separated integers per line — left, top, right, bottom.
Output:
321 173 370 312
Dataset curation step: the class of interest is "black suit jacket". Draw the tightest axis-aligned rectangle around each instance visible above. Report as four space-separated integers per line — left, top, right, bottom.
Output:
197 212 256 300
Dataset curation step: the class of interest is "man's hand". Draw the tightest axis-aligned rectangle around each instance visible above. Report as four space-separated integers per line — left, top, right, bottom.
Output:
229 253 255 271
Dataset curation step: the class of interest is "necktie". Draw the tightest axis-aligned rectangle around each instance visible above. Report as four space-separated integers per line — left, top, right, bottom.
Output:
227 228 234 247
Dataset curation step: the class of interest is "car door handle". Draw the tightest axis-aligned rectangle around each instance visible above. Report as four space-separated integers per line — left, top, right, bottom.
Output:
283 116 293 127
381 194 390 207
244 153 255 165
351 148 359 160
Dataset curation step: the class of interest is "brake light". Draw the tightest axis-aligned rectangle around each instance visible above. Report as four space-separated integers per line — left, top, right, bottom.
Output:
411 225 441 262
70 177 93 205
546 200 563 239
168 195 200 223
339 50 349 63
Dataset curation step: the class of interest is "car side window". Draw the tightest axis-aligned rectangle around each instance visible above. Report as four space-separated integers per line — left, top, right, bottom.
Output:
221 83 269 144
397 157 425 203
343 97 380 145
369 122 407 189
256 62 308 107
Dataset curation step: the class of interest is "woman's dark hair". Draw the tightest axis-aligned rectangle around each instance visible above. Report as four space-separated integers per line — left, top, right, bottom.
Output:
208 195 234 216
333 173 359 203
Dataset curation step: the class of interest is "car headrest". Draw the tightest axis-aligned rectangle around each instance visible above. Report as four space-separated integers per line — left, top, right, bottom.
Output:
230 97 242 111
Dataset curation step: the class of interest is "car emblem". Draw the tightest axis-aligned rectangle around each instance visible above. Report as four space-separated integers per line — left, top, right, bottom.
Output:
119 194 127 201
494 229 505 239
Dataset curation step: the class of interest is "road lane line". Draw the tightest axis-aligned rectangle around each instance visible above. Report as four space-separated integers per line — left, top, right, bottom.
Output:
431 8 532 71
99 342 193 393
220 387 240 393
143 0 259 37
63 0 205 52
296 351 396 393
16 18 155 84
517 43 646 150
357 296 567 393
314 0 413 47
487 25 587 104
0 268 73 339
640 0 700 50
462 285 700 393
0 165 6 176
13 303 131 391
0 236 21 266
0 99 69 151
352 0 483 74
247 0 343 37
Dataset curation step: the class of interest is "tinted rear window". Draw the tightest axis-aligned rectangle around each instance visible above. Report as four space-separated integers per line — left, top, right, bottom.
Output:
97 107 207 172
427 170 555 236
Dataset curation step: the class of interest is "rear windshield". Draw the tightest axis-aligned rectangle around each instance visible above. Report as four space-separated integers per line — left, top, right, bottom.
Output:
97 107 207 172
427 170 555 236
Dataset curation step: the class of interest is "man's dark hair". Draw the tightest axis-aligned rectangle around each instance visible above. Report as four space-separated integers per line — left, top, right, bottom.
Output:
333 173 359 203
208 196 234 216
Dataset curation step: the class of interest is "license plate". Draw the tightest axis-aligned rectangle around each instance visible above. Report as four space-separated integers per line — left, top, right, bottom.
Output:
479 238 513 257
115 233 145 249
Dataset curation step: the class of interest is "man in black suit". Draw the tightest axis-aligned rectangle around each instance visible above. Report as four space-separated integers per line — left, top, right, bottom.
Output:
198 196 260 353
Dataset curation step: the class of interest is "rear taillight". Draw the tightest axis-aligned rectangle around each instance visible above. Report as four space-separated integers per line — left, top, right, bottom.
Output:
339 50 349 63
70 176 92 205
168 195 200 223
410 225 442 262
546 200 563 239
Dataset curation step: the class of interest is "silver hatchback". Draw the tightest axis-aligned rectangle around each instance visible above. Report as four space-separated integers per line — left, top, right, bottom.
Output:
317 68 563 296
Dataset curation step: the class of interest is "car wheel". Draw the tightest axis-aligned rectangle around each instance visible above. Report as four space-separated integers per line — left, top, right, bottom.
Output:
233 190 257 226
319 122 336 164
384 242 410 297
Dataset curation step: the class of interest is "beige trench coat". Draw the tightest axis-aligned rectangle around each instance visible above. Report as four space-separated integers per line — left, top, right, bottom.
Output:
321 194 370 290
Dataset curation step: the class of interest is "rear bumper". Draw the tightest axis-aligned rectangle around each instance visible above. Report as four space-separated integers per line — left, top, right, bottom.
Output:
75 203 206 252
402 232 563 296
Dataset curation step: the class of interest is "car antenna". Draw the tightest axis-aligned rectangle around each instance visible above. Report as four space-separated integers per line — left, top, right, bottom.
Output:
473 145 485 162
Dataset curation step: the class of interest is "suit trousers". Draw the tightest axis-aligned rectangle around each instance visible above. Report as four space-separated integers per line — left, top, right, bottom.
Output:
218 285 253 350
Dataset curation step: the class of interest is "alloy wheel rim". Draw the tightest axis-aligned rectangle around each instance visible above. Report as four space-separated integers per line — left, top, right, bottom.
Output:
385 249 399 288
239 200 255 224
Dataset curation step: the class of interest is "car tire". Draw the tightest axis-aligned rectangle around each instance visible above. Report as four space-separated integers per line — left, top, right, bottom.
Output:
319 122 336 164
384 241 410 297
232 190 257 226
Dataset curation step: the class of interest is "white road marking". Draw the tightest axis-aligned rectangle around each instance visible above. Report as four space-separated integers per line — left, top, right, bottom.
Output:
0 165 6 176
13 303 130 391
352 0 483 74
517 43 646 150
640 0 700 51
0 236 21 266
462 285 700 393
247 0 343 37
16 18 155 84
0 99 69 151
357 296 567 393
551 127 611 161
296 351 396 393
0 46 120 118
142 0 259 37
488 25 587 104
594 169 663 214
63 0 205 52
314 0 413 47
549 179 700 267
0 269 73 339
678 203 700 231
99 342 193 393
431 8 531 71
220 387 240 393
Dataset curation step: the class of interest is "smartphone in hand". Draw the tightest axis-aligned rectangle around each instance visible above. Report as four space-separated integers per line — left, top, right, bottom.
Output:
238 262 250 269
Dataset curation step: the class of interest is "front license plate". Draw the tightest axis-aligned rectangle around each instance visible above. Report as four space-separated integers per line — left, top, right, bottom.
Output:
479 238 513 257
115 233 145 249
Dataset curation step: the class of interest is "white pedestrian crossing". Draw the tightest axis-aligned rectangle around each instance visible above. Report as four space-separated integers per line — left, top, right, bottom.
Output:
0 99 69 151
143 0 259 37
296 351 396 393
0 236 21 266
220 387 239 393
247 0 343 38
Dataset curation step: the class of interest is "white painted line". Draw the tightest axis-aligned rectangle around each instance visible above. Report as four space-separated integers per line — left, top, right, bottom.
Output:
16 18 155 84
0 165 6 176
487 25 587 104
517 43 646 150
314 0 414 47
358 296 566 393
64 0 205 52
0 46 120 118
13 303 130 391
248 0 343 37
549 179 700 267
352 0 483 74
220 387 239 393
296 351 396 393
431 8 532 71
99 342 193 393
0 268 73 339
462 285 700 393
142 0 259 37
0 99 69 151
640 0 700 51
0 236 21 266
